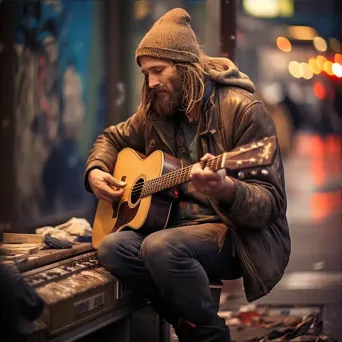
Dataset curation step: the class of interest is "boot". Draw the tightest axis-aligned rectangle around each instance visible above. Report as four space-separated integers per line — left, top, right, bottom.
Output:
149 302 189 342
175 317 232 342
149 298 180 326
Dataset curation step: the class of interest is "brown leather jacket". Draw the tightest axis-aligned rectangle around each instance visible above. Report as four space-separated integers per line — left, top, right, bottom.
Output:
85 60 290 302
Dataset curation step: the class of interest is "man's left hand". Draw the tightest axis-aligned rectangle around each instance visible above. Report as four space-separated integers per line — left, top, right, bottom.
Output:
190 153 234 198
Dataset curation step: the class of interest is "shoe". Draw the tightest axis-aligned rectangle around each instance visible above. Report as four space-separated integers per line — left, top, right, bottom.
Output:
175 317 231 342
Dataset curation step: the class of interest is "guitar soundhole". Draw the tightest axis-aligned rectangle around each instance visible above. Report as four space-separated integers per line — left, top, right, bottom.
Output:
131 178 144 204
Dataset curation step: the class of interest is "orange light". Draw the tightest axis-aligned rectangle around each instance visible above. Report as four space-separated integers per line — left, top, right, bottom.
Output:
313 81 326 100
276 37 292 52
308 58 321 74
134 0 150 19
316 55 327 70
324 61 334 75
288 26 317 40
332 63 342 77
334 53 342 64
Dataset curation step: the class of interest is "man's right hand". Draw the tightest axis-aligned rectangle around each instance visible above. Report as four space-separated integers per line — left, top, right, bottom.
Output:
88 169 126 203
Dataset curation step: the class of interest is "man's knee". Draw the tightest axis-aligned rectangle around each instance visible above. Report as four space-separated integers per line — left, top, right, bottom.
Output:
141 230 186 269
97 232 134 274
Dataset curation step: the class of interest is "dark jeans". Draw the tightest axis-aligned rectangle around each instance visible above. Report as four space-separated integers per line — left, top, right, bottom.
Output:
97 223 238 326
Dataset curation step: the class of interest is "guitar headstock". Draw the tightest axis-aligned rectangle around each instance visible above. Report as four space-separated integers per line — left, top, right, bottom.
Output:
223 136 276 171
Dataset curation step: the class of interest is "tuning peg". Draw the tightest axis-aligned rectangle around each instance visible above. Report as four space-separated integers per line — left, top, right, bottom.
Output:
251 144 258 148
261 169 269 175
250 170 258 176
249 158 256 164
257 142 264 146
238 171 244 179
236 160 243 166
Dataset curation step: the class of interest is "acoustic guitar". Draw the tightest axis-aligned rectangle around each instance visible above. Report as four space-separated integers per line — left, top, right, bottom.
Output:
92 136 276 248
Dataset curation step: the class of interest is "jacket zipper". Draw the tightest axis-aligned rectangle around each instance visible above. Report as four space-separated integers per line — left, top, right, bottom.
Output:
152 122 175 157
211 131 226 155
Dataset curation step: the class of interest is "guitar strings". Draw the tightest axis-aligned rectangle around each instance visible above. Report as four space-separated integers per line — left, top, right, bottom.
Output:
126 155 223 196
125 152 253 198
128 156 257 198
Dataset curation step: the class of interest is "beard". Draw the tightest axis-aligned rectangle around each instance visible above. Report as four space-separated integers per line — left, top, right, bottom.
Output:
150 75 183 117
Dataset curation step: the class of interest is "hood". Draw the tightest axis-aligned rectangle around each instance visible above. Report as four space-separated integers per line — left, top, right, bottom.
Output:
204 57 255 93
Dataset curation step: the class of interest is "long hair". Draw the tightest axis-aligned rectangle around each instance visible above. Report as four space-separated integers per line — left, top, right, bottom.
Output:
140 52 225 115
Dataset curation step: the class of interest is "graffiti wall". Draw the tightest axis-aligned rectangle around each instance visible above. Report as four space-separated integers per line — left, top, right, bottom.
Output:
14 0 105 227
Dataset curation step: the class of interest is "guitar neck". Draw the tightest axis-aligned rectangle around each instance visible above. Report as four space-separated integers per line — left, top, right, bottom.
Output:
140 154 226 197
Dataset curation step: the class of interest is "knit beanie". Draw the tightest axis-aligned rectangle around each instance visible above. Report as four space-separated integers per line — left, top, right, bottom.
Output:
136 8 201 65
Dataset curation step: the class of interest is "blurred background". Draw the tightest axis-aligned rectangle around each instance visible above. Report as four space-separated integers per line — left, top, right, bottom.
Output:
0 0 341 339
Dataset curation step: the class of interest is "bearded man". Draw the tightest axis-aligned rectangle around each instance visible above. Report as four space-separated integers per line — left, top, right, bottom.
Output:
85 8 290 342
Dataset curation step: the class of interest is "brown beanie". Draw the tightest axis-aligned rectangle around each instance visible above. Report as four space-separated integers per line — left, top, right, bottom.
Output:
136 8 200 65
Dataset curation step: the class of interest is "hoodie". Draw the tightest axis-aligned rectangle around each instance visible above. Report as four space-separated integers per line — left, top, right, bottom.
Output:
205 57 255 93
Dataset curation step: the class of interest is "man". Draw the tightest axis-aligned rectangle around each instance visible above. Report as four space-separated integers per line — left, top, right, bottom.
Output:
85 8 290 342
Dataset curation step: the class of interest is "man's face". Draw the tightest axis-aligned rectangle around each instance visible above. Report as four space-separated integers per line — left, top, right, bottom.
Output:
140 56 182 117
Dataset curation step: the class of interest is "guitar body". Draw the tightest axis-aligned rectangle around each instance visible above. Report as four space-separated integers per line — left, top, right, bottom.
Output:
92 148 181 248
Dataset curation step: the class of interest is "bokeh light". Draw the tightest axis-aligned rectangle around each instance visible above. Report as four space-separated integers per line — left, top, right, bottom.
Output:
276 36 292 52
313 81 327 100
332 63 342 78
323 61 334 76
313 36 327 52
288 61 301 78
316 56 327 70
300 62 313 79
334 53 342 64
308 58 321 74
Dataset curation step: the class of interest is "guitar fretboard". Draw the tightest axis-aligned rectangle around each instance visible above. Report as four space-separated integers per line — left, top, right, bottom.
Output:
140 154 225 197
